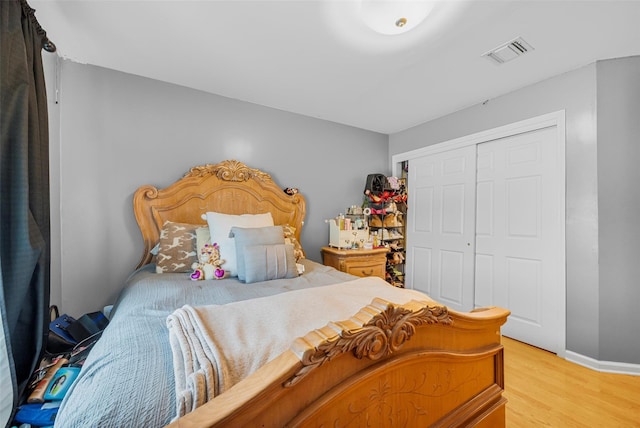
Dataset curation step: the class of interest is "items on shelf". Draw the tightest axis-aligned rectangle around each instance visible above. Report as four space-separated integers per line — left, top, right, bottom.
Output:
326 209 369 249
325 170 408 286
362 172 408 288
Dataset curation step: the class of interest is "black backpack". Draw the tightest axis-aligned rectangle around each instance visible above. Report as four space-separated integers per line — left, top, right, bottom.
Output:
364 173 387 195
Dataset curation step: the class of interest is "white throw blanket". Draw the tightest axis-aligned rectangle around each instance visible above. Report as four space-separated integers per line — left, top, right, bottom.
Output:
166 276 432 418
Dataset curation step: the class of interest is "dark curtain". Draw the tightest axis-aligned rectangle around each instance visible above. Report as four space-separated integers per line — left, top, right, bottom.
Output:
0 0 53 422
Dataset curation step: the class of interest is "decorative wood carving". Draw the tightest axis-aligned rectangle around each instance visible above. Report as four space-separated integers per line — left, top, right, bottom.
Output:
310 363 500 428
286 299 453 386
336 369 473 426
133 160 306 268
184 159 272 182
166 301 509 428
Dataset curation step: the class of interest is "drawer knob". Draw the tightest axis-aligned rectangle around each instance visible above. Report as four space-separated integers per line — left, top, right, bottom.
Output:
361 269 374 276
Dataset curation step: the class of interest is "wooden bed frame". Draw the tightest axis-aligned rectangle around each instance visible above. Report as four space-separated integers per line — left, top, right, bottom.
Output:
133 160 510 428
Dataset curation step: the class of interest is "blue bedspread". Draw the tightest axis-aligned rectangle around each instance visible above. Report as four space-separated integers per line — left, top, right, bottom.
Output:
54 260 353 428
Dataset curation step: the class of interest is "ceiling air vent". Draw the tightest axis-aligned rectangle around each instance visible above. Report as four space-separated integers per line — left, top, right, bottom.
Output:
483 37 534 64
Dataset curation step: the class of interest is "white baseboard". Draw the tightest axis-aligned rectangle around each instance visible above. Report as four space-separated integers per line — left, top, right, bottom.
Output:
565 350 640 376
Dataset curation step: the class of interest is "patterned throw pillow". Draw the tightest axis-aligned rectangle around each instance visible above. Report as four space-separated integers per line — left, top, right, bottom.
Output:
155 221 200 273
282 224 305 261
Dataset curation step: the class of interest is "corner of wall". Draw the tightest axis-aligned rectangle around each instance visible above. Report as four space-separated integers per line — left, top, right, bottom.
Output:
43 52 62 310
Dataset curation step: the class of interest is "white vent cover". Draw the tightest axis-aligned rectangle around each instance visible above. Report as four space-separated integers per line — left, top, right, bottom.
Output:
483 37 534 64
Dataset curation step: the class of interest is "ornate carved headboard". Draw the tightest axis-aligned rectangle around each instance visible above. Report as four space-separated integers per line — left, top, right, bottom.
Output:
133 160 306 268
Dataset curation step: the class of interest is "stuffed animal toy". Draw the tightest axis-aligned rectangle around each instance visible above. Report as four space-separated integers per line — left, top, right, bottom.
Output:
190 242 228 280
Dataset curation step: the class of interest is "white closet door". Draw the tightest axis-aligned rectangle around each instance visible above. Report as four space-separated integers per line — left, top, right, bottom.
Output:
406 145 477 311
475 126 563 353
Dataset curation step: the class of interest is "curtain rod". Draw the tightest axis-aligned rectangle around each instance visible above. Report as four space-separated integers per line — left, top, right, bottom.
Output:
20 0 57 52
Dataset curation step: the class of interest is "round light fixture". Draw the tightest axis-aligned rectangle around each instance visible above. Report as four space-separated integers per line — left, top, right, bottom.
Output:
360 0 435 35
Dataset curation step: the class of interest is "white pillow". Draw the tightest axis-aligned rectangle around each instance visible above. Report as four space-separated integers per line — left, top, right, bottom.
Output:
203 212 274 276
195 226 211 263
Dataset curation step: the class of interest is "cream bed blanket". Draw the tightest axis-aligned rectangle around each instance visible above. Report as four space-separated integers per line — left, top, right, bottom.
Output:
166 276 433 418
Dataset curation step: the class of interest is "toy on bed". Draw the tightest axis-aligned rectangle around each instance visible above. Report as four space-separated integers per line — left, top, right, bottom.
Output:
284 187 298 195
190 242 228 280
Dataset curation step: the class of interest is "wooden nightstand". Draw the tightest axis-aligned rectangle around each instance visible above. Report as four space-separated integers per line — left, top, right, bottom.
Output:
321 246 389 279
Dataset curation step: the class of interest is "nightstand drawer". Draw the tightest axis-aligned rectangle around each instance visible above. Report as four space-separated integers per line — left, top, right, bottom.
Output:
321 246 389 280
343 261 386 278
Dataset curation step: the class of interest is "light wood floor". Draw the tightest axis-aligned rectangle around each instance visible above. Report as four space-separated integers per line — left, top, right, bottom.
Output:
502 336 640 427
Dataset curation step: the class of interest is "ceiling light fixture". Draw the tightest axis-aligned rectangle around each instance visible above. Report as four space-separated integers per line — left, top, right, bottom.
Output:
360 0 435 35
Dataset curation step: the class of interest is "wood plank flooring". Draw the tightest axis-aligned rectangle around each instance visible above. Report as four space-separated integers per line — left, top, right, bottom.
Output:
502 336 640 427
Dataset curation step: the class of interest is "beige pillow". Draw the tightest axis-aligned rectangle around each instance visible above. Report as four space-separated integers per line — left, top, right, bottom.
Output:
282 224 305 261
155 221 201 273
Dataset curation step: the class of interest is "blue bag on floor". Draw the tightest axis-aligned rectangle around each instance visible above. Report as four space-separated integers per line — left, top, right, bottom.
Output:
14 402 60 426
49 311 77 345
48 305 78 353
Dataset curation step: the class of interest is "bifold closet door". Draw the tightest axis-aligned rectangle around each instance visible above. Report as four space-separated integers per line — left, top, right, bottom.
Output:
405 123 564 352
406 145 477 312
475 126 563 353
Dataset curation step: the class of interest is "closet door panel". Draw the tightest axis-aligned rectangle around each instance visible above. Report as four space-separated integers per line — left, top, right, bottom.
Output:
411 247 432 295
439 249 465 305
506 257 542 324
474 254 494 308
441 184 465 235
402 115 564 354
413 187 434 233
407 145 476 311
475 126 562 353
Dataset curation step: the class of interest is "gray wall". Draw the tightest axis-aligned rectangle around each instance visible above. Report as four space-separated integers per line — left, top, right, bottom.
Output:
49 60 388 317
596 56 640 363
390 56 640 365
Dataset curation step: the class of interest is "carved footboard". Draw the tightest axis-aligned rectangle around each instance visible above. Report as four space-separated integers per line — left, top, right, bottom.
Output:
168 300 509 428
